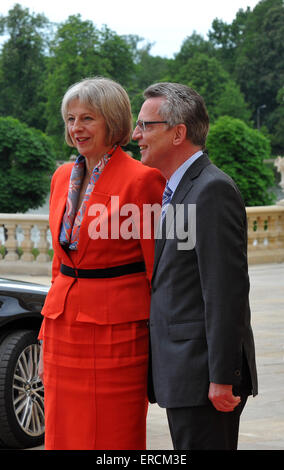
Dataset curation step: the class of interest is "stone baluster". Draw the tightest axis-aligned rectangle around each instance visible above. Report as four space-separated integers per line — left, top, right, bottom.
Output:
36 222 50 262
247 214 257 249
255 215 266 248
4 222 19 261
266 214 278 249
20 222 35 262
278 212 284 248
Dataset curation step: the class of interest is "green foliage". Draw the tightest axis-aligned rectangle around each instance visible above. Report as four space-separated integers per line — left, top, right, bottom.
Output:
206 116 275 206
207 0 284 152
0 0 283 210
235 0 284 117
0 4 50 130
266 86 284 155
43 14 110 157
99 25 135 87
174 32 216 65
170 53 251 123
0 116 56 212
129 44 172 117
43 15 137 158
208 8 251 74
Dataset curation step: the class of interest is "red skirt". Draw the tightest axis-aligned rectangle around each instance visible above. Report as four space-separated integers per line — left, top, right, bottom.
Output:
42 279 149 450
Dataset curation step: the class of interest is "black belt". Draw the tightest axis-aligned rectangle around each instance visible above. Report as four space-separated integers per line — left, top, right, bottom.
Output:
60 261 146 279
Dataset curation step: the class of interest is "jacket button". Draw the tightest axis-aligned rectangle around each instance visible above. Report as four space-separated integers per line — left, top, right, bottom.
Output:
235 369 241 376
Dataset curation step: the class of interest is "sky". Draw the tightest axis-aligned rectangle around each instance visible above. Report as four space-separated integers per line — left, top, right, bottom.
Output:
1 0 260 57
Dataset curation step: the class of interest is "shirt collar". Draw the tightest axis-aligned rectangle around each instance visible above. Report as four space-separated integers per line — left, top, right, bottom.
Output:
167 150 203 195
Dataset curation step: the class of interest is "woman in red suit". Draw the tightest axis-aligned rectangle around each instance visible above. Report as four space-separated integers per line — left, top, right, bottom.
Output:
38 77 165 450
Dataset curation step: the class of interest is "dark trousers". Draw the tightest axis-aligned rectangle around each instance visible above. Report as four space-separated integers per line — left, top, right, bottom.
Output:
166 392 248 450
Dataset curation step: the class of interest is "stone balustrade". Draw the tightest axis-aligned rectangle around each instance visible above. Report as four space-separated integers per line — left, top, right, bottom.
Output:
0 214 52 275
247 205 284 264
0 205 284 275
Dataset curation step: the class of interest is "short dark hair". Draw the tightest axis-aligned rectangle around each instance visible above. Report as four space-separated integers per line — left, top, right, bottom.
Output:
144 82 209 148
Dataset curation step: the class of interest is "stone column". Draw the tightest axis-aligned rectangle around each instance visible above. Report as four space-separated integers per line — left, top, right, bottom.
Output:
4 222 19 261
20 222 35 262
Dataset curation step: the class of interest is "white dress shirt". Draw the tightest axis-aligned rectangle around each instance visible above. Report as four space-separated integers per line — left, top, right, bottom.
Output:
167 150 203 197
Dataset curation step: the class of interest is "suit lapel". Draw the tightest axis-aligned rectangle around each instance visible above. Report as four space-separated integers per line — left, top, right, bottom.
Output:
50 185 71 262
152 153 211 280
75 147 123 264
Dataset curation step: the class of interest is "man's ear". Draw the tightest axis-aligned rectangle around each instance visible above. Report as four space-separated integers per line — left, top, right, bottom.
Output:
172 124 187 146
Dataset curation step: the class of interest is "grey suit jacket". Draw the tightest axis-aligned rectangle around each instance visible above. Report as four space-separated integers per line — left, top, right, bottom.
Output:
149 153 258 408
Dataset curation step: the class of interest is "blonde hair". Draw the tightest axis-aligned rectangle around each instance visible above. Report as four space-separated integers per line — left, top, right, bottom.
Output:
61 77 133 147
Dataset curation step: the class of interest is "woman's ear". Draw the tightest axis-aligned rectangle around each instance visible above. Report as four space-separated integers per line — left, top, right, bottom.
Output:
172 124 187 146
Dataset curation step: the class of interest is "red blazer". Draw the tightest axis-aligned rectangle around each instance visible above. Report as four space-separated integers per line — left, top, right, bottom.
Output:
41 146 165 325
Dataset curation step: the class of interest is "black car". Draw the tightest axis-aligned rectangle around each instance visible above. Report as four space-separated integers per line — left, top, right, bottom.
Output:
0 277 49 449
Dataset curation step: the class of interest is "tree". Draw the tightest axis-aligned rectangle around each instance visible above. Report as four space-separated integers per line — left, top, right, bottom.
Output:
171 53 251 123
214 80 251 122
268 86 284 154
208 8 251 74
0 117 56 212
207 0 284 153
174 32 215 66
43 14 109 156
234 0 284 126
99 26 135 88
206 116 275 206
43 15 138 157
0 4 50 131
129 41 172 117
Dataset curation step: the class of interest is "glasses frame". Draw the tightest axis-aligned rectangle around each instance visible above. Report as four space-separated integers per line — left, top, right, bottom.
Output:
135 120 168 132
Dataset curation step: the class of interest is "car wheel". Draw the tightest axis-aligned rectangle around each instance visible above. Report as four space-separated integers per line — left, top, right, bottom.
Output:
0 330 44 448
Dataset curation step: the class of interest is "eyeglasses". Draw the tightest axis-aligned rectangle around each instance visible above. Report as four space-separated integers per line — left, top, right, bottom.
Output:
135 120 168 132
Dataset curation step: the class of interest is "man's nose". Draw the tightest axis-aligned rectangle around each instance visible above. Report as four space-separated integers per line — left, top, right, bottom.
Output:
132 125 142 140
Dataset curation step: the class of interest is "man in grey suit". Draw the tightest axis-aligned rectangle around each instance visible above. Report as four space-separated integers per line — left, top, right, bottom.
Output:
132 82 258 450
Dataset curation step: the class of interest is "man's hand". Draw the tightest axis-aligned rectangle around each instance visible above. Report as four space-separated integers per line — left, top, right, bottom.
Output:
208 382 241 412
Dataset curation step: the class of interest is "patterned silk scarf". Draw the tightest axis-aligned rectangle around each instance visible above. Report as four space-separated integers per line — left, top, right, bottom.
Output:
59 145 117 250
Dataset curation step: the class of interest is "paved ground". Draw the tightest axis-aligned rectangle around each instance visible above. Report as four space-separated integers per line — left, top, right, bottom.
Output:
148 263 284 450
4 262 284 450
